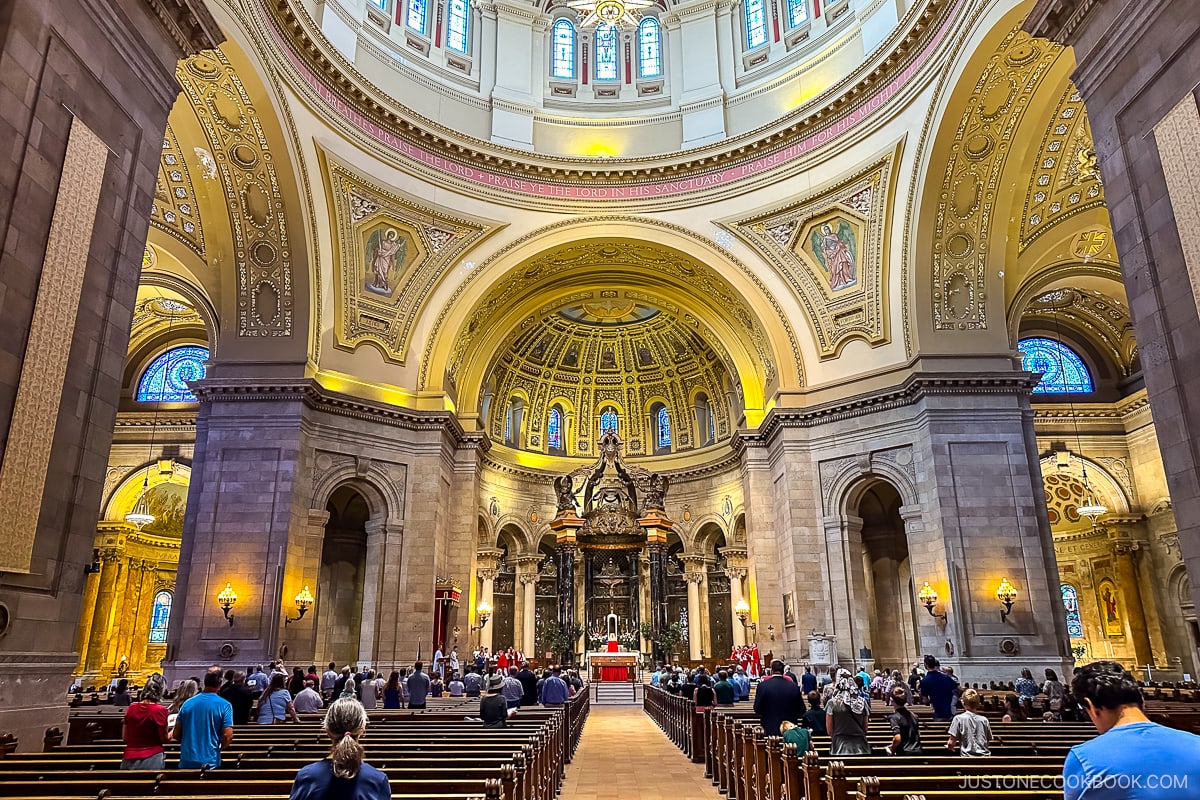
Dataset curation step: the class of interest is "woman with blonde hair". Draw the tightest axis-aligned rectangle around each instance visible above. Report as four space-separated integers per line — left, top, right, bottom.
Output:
166 679 197 737
289 698 390 800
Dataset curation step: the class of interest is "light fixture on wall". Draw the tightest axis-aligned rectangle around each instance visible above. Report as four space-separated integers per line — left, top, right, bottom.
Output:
734 598 757 635
217 582 238 627
285 585 314 625
471 599 492 632
997 577 1018 622
918 581 947 622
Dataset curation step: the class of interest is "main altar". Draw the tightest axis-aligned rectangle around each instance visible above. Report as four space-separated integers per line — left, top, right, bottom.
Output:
547 432 675 667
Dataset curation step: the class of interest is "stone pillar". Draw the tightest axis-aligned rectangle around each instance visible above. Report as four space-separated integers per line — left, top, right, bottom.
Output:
74 556 103 677
474 548 502 654
726 565 749 648
519 570 538 657
128 564 158 675
683 567 705 659
83 546 123 679
1111 536 1154 667
823 514 871 666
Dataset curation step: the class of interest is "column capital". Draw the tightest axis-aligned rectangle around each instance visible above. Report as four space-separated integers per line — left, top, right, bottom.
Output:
518 572 541 585
477 567 500 582
724 566 748 582
683 571 706 584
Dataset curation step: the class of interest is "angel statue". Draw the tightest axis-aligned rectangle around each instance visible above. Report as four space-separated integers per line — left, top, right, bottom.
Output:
554 475 576 513
643 472 669 511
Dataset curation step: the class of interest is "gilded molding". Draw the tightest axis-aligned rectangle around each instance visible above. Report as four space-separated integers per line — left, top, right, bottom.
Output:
150 123 206 258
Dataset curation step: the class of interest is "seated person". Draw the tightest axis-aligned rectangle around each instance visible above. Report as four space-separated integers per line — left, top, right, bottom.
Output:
779 720 813 753
479 674 512 729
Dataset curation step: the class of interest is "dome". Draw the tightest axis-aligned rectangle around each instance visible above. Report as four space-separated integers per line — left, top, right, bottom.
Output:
486 296 733 459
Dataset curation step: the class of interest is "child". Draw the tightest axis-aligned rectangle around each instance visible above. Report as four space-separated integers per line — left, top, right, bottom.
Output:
946 688 991 756
886 686 922 755
779 720 813 753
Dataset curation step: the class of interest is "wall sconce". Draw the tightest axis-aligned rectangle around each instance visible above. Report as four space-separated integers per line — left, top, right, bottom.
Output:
285 585 314 625
997 577 1018 622
918 581 947 622
217 582 238 627
471 599 492 632
734 599 757 634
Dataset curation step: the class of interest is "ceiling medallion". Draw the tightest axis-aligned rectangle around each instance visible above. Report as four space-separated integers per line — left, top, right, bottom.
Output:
567 0 654 28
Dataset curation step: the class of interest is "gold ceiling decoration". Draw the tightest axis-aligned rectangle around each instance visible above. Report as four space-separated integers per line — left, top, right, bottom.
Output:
488 296 732 457
931 28 1063 331
1018 84 1106 252
323 151 503 365
1023 288 1136 375
149 122 205 259
721 150 895 359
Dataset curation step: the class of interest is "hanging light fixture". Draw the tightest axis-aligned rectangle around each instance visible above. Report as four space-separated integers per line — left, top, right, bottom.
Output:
1047 303 1107 524
567 0 655 28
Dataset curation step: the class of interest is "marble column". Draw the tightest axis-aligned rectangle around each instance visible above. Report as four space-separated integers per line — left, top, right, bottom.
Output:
726 565 749 648
129 564 158 675
1111 537 1154 667
475 548 502 654
519 570 538 657
684 570 704 659
83 546 123 679
73 561 102 677
823 514 871 666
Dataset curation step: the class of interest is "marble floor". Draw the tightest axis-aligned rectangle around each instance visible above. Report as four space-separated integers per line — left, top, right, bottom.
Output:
559 705 723 799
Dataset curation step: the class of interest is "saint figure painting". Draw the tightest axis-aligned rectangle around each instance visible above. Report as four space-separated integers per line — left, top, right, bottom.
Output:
809 219 858 290
365 227 409 296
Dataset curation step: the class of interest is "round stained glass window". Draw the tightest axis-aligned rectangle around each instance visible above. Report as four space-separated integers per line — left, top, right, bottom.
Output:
136 345 208 403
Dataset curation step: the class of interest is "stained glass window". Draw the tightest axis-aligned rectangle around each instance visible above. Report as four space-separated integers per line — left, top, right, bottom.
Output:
548 407 563 451
745 0 767 49
149 590 172 643
656 406 671 449
406 0 428 33
595 24 618 81
447 0 469 52
600 408 618 435
1061 583 1083 639
551 19 576 79
707 407 716 443
1019 337 1093 394
136 345 208 403
786 0 807 27
638 17 662 78
367 0 387 9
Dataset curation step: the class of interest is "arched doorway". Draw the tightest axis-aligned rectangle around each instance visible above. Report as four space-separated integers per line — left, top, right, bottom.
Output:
316 486 369 666
853 480 918 670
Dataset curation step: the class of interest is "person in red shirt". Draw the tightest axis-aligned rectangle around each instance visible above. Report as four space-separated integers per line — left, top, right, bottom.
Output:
497 650 509 671
122 674 170 770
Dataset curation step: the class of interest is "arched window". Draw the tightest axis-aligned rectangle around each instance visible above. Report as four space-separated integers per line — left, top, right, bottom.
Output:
136 345 208 403
696 393 715 446
547 406 564 453
406 0 428 33
595 24 618 81
744 0 767 49
149 590 172 643
368 0 387 8
504 397 524 446
656 405 672 451
786 0 808 27
600 408 619 436
551 19 576 79
1061 584 1084 639
446 0 470 52
1019 337 1094 394
638 17 662 78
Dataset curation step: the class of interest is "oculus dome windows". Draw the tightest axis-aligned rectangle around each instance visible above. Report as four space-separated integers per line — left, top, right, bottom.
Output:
1019 337 1094 394
137 345 208 403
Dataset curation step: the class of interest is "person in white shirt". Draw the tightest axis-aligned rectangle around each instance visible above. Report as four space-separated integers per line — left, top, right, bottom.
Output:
449 649 459 676
320 662 338 699
433 646 445 679
358 669 379 710
448 673 465 697
293 680 324 714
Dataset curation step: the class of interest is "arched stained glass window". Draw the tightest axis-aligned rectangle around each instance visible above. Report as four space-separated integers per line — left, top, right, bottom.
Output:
551 19 576 79
446 0 470 52
1061 583 1083 639
368 0 387 9
744 0 767 49
149 590 172 643
1019 337 1093 394
505 397 524 446
600 408 618 435
406 0 428 33
547 407 563 451
638 17 662 78
656 406 671 449
136 345 208 403
707 405 715 444
786 0 807 27
595 24 618 81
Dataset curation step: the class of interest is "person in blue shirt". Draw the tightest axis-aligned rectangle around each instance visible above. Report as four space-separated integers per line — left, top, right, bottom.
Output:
918 655 957 721
539 666 570 706
732 667 751 701
801 666 817 695
855 668 871 690
1062 660 1200 800
173 671 233 769
289 698 389 800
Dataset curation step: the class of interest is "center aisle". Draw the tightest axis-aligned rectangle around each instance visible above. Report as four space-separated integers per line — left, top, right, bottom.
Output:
559 705 723 800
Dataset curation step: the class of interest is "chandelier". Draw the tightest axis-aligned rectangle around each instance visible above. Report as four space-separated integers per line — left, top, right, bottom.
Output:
567 0 655 28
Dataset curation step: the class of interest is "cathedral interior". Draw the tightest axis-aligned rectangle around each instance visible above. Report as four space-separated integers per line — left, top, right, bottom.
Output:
1 0 1199 746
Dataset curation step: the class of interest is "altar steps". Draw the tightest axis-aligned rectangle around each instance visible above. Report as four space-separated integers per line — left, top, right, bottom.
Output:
591 681 642 705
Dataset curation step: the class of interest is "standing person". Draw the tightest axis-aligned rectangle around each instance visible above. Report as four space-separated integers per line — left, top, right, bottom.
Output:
406 662 431 709
258 673 299 724
801 666 817 695
333 667 351 699
946 689 991 756
248 665 269 694
449 649 460 678
167 680 198 736
753 660 804 736
919 655 957 721
288 667 306 697
1062 660 1200 800
826 675 871 756
321 663 338 700
358 670 378 710
383 672 403 709
694 675 716 709
111 679 133 707
855 666 871 690
293 681 324 714
218 672 255 725
801 691 827 736
502 667 524 709
433 644 445 680
121 674 169 770
480 674 511 728
732 667 751 701
907 667 921 693
713 671 736 706
885 686 922 755
289 698 390 800
1015 667 1039 700
497 649 509 672
539 666 570 707
1043 668 1066 718
517 662 538 707
306 665 320 686
173 671 233 769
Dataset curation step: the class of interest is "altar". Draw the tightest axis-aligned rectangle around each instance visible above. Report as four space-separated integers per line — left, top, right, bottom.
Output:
587 651 640 681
